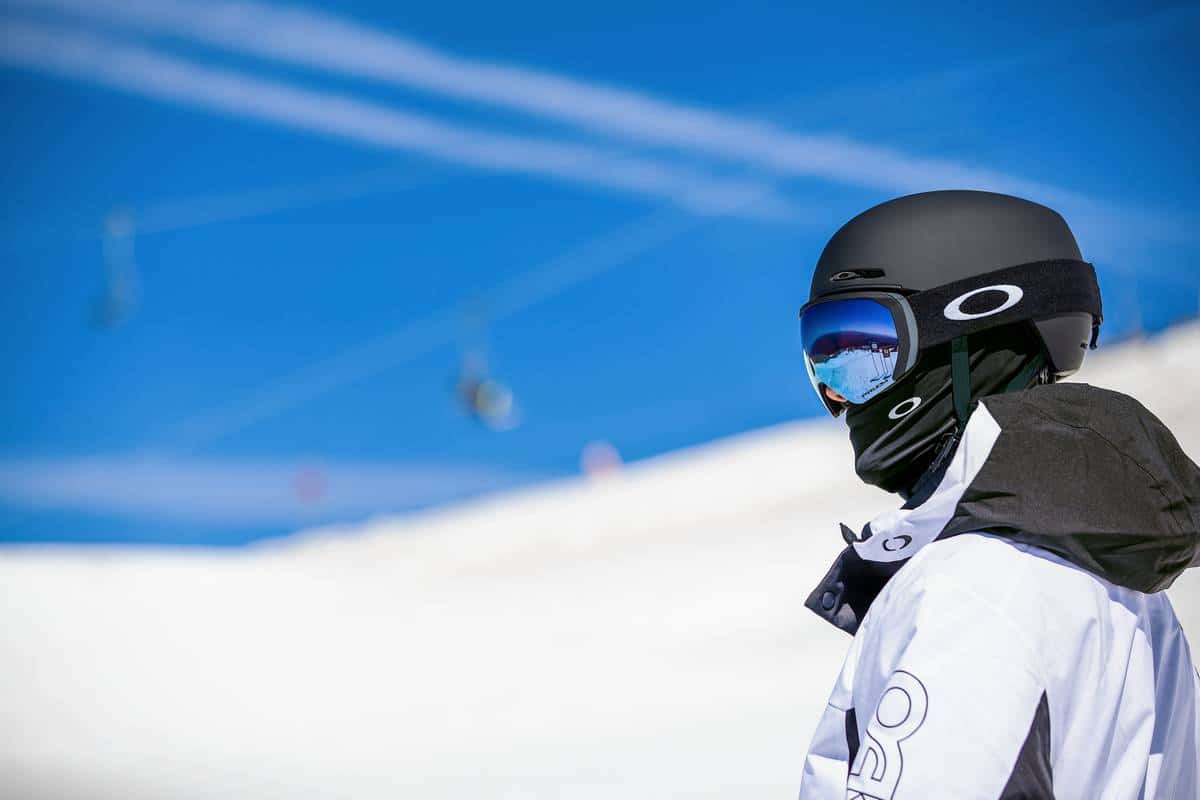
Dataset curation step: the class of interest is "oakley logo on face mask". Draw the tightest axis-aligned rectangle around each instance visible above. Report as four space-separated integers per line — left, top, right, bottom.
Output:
888 396 922 419
943 284 1024 321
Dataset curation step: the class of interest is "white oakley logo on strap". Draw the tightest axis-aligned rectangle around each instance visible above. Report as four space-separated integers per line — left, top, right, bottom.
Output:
888 397 922 419
943 284 1024 321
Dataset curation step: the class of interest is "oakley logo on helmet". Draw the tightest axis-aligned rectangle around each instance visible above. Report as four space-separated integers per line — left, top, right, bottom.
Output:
943 284 1024 321
888 396 922 419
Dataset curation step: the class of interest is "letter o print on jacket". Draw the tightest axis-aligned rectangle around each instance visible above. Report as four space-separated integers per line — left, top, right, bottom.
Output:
847 670 929 800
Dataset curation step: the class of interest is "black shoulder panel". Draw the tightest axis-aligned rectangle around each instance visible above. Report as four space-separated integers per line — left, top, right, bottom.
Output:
844 706 860 772
941 383 1200 593
1000 692 1054 799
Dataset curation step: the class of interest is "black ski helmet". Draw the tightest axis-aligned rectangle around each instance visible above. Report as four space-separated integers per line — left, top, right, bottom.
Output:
802 190 1103 494
810 190 1098 379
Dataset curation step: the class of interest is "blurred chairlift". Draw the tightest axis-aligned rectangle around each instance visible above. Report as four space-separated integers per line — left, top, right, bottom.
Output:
453 302 520 431
91 209 141 328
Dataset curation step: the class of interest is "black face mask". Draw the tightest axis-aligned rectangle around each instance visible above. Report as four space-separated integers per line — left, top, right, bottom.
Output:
844 325 1042 496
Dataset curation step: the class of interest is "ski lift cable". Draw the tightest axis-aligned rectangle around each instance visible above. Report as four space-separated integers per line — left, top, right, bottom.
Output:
78 166 444 326
134 165 448 236
163 207 708 452
6 163 447 248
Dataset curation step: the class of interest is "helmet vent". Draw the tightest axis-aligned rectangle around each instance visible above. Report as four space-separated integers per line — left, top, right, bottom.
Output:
831 268 885 282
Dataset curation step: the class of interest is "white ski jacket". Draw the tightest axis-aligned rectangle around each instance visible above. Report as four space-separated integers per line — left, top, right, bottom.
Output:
800 385 1200 799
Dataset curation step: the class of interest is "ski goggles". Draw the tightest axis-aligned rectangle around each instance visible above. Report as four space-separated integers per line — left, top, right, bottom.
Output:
798 259 1103 415
800 294 917 408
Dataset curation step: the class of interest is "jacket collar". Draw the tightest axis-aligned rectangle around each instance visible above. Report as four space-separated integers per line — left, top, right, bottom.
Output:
805 402 1002 634
807 383 1200 634
853 405 1002 563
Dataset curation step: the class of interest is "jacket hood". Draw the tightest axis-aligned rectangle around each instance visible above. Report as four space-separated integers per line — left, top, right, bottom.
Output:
807 382 1200 634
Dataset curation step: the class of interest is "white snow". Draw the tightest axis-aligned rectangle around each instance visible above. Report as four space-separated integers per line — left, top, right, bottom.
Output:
3 324 1200 799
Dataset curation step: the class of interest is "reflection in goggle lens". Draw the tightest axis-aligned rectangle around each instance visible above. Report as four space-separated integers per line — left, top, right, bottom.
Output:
801 298 900 405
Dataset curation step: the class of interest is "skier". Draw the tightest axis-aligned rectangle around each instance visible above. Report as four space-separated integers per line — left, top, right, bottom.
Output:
796 191 1200 798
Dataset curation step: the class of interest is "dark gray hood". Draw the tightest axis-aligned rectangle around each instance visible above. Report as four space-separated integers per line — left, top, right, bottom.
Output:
807 383 1200 634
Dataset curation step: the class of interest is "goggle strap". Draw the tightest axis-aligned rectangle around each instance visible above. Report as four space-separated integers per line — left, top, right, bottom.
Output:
909 259 1103 350
951 335 972 428
951 344 1047 430
1004 351 1048 394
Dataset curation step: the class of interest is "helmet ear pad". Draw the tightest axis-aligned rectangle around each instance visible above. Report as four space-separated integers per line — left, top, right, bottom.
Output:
1033 313 1093 377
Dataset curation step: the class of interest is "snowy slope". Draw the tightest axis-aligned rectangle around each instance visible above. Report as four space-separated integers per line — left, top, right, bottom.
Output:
3 325 1199 799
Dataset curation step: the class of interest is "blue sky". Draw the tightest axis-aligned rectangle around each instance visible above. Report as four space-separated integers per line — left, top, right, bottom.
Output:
1 0 1198 544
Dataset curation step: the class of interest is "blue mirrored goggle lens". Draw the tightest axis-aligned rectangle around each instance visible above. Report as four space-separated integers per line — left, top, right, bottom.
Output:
800 298 901 405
